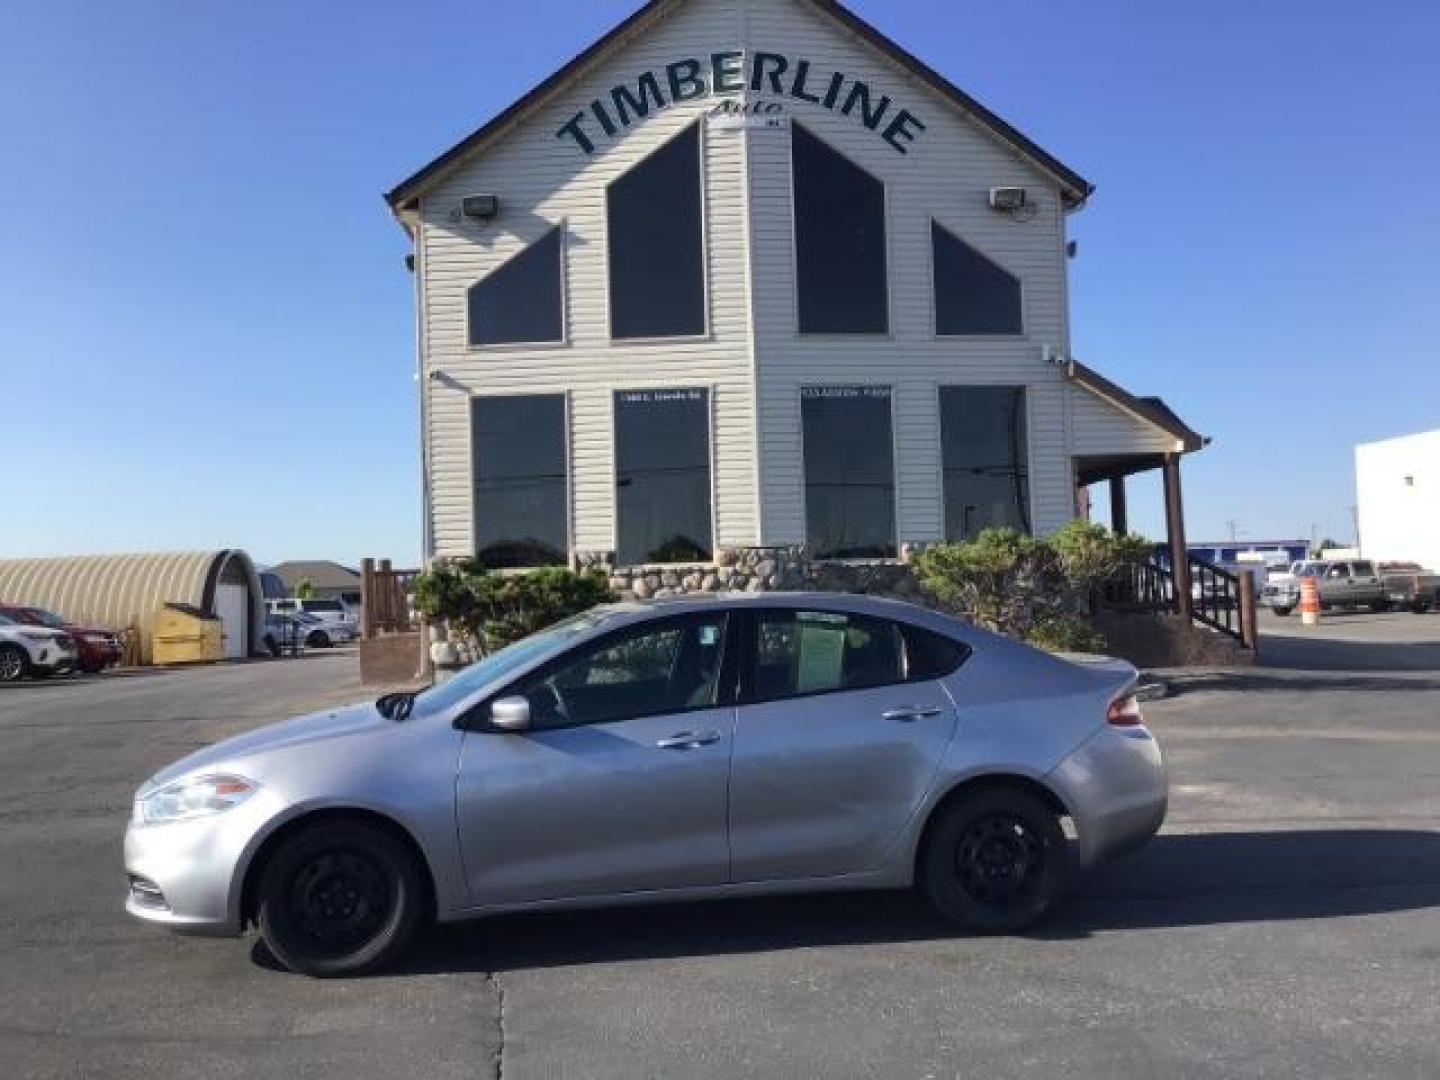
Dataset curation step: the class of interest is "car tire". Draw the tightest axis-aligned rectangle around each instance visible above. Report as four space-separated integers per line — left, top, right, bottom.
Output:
1370 600 1390 613
920 786 1069 934
256 820 425 978
1272 606 1293 617
306 630 331 649
0 644 29 683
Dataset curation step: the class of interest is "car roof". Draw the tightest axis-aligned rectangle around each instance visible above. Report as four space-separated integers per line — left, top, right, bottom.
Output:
593 591 967 634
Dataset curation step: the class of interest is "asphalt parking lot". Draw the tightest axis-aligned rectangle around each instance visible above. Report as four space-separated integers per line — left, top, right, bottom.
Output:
2 618 1438 1079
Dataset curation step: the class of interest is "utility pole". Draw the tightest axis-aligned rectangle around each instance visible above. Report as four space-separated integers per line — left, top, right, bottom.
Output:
1225 519 1241 543
1349 505 1361 553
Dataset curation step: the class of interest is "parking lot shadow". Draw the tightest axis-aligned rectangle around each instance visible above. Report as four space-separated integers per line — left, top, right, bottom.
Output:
302 828 1440 976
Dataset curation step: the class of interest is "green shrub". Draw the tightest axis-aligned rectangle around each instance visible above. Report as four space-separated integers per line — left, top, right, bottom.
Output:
412 559 613 657
912 522 1149 652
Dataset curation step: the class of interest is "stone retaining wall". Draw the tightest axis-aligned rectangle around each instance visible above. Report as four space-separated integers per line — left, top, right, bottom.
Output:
577 546 927 604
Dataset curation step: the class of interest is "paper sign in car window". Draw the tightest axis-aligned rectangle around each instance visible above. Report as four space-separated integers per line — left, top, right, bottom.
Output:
795 613 847 693
699 624 720 647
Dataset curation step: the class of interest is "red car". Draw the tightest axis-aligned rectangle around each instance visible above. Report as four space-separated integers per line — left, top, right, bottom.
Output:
0 605 123 674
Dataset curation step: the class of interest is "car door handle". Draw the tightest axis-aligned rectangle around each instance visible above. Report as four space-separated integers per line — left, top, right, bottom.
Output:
656 731 722 750
882 706 945 723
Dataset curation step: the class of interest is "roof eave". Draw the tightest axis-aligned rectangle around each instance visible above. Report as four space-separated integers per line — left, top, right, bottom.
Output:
1067 359 1207 454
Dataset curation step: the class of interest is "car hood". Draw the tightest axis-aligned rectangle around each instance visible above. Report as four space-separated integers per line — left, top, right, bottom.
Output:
1 625 67 640
145 700 390 789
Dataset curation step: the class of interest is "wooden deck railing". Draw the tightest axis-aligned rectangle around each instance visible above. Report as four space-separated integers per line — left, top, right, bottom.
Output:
360 559 420 639
1101 555 1258 651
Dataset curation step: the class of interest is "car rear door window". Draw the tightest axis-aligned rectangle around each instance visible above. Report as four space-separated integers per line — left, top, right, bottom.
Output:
751 610 906 701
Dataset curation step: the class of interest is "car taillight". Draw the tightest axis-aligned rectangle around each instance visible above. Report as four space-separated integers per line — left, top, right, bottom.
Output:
1107 694 1143 727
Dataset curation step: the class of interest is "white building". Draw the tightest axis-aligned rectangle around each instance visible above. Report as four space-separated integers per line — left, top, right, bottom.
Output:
386 0 1205 582
1357 430 1440 570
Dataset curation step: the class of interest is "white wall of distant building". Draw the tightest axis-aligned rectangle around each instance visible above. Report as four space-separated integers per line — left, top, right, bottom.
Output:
1356 430 1440 569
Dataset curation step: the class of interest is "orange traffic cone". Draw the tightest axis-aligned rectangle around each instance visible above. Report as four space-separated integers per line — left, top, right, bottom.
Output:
1300 576 1322 626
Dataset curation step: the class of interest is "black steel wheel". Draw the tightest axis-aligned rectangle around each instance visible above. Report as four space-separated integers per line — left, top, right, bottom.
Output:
306 630 332 649
0 644 28 683
1272 606 1294 617
256 820 425 977
921 786 1069 933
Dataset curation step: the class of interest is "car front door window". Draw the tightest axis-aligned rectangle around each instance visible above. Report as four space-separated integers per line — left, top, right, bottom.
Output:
512 614 728 729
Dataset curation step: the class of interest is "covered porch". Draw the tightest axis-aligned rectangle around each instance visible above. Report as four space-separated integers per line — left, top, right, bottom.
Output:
1066 360 1258 653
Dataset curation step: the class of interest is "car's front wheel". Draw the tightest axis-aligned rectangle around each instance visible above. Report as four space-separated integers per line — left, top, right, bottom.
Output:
306 630 331 649
0 644 29 683
256 820 425 977
920 786 1069 933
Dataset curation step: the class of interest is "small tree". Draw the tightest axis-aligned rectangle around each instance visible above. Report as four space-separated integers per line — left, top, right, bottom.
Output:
294 578 314 600
412 559 613 658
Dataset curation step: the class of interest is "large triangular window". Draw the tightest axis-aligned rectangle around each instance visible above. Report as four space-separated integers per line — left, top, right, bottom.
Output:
608 124 706 339
792 123 888 335
932 222 1022 335
467 227 564 346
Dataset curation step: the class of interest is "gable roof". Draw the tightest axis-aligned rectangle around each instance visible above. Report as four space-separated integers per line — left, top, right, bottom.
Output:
1067 359 1207 454
385 0 1094 214
269 560 362 593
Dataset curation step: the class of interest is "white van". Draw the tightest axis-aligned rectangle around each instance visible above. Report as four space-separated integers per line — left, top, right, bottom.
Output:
266 598 358 640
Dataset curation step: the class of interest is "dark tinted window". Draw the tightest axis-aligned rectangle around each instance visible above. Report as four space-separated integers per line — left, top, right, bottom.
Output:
472 395 568 568
752 610 905 701
802 387 895 559
792 124 888 334
902 624 971 681
608 124 705 339
940 387 1030 540
510 613 728 729
615 389 712 565
932 223 1022 335
467 228 564 346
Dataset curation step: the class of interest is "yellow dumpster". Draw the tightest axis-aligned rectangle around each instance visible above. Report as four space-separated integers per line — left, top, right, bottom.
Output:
152 603 225 665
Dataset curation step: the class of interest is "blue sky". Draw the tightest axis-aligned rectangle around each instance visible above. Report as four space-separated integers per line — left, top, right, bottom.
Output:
2 0 1437 566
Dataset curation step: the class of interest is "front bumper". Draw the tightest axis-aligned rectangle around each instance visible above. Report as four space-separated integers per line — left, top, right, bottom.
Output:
30 644 77 674
1048 724 1168 868
122 790 284 937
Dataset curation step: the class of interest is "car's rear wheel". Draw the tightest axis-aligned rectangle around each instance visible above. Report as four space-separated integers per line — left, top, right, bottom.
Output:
306 630 331 649
1272 606 1293 617
0 645 28 683
920 786 1069 933
256 820 424 978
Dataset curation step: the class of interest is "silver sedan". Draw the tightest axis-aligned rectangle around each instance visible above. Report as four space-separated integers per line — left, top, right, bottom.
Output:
125 593 1167 977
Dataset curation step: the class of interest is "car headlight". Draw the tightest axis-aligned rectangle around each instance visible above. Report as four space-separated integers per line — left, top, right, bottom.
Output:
137 774 259 825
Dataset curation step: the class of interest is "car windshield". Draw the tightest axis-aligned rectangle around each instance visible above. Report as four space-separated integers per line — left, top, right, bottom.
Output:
304 601 344 612
26 609 65 629
1293 562 1324 577
410 609 616 719
0 614 13 626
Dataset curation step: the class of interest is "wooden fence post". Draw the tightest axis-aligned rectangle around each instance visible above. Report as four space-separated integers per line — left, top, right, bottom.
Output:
360 558 376 640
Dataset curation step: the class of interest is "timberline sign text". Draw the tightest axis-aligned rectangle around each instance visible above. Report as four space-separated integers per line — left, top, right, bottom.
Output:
556 51 926 156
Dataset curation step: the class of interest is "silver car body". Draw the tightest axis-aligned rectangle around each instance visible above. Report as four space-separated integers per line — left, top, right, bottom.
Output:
125 593 1166 936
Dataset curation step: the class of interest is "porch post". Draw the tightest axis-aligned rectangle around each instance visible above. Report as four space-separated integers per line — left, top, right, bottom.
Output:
1108 474 1128 535
1163 454 1192 618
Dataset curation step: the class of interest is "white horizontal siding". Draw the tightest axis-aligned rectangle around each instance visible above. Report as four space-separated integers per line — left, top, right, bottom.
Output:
419 0 758 559
411 0 1147 558
743 0 1079 542
1068 384 1183 456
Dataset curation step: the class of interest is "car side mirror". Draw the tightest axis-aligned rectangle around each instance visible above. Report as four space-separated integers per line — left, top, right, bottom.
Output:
490 696 531 732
